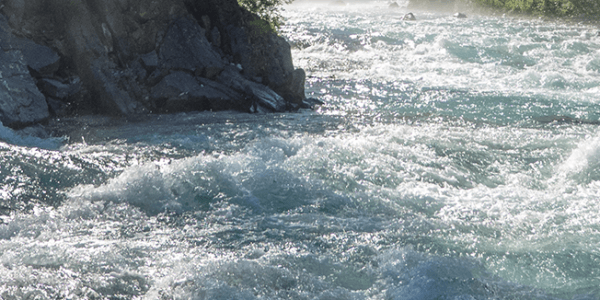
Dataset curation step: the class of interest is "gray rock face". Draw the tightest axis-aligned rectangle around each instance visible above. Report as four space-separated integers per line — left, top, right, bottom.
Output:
159 17 225 78
226 23 302 106
0 50 49 127
90 58 142 115
0 0 308 129
0 15 49 127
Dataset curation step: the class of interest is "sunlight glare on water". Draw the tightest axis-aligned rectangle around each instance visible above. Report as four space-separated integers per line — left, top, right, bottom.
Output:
1 1 600 299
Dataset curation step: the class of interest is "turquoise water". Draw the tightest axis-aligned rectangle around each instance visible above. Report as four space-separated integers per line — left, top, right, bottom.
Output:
2 1 600 299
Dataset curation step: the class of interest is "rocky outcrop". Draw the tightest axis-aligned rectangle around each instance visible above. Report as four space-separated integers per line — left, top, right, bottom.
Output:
0 14 51 128
0 0 307 129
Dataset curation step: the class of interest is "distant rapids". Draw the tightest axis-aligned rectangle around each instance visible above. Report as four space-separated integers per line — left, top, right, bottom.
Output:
2 1 600 299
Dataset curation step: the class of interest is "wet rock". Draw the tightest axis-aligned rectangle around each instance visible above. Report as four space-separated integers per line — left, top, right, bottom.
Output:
402 12 416 21
389 2 400 8
16 124 51 139
226 16 305 105
196 77 247 111
300 98 325 109
454 12 467 18
150 71 243 113
217 66 286 112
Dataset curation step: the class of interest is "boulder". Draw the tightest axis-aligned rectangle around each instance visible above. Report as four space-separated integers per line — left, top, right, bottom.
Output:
402 13 417 21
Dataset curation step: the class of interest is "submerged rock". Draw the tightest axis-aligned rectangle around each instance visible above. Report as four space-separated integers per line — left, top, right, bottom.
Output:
454 12 467 18
389 2 401 8
402 13 417 21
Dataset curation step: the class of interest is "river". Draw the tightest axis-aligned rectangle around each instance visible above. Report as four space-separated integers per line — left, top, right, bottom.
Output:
1 0 600 299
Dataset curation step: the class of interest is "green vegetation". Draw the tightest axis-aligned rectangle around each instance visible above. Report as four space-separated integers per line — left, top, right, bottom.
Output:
472 0 600 17
238 0 294 32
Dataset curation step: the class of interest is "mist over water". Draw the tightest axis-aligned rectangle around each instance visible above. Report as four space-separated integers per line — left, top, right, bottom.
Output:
2 1 600 299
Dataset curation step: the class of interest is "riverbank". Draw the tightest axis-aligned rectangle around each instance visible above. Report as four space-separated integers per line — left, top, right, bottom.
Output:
408 0 600 22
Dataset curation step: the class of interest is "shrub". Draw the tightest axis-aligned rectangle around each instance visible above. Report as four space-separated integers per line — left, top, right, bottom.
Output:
237 0 294 32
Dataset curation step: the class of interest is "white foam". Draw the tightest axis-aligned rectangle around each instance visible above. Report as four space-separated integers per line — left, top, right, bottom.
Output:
557 131 600 184
0 121 65 150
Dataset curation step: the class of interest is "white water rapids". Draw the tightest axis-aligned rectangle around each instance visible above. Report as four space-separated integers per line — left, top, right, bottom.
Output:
1 1 600 299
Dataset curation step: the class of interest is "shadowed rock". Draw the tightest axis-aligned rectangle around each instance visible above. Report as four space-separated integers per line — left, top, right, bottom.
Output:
150 71 244 113
0 15 49 127
0 0 309 130
158 17 225 79
217 66 287 112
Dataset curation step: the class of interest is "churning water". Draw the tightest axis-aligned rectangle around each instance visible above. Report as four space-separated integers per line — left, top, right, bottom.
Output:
2 0 600 299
